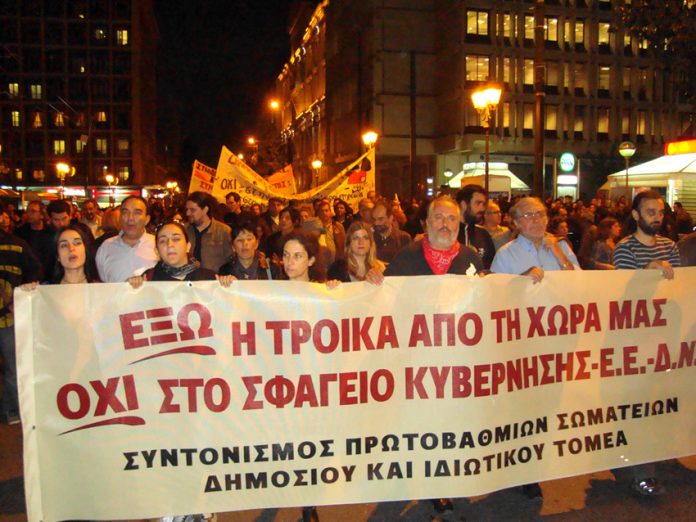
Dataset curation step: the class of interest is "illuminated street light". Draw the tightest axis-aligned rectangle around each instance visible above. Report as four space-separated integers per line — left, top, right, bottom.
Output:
618 141 636 202
311 159 322 184
444 168 453 178
105 172 118 207
55 162 71 199
269 99 280 111
362 131 378 149
237 153 244 160
247 137 256 146
471 85 502 193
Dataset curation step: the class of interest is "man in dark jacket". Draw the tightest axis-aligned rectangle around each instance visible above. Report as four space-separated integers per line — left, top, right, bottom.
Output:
386 195 482 276
0 214 41 424
456 184 495 269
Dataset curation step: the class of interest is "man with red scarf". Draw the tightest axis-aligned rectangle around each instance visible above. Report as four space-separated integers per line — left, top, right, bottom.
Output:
385 195 483 276
379 195 481 514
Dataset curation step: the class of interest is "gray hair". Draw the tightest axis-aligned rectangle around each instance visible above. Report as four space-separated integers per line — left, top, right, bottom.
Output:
509 197 545 221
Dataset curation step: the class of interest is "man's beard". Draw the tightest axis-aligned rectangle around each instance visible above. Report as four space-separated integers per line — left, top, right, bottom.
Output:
637 215 660 236
373 224 389 235
465 210 482 225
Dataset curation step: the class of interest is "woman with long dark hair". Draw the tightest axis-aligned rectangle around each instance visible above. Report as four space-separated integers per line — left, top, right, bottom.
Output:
50 224 101 284
128 221 216 288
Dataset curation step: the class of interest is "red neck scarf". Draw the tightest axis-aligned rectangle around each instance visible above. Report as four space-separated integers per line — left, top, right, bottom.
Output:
422 234 460 275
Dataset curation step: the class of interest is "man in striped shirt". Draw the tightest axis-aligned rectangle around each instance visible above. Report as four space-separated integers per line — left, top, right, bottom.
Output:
612 190 678 497
614 190 680 278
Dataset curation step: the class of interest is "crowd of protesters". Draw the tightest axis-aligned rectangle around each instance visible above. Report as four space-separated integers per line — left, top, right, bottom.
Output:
0 185 694 521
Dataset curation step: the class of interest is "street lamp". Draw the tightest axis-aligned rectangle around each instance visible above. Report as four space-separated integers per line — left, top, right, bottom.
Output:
269 99 280 111
166 180 178 207
55 162 71 199
362 131 378 149
311 159 322 184
105 172 118 207
618 141 636 202
471 85 502 193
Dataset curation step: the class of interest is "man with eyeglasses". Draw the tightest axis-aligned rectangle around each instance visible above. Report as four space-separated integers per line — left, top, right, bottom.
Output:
482 200 512 252
490 196 579 501
491 197 579 283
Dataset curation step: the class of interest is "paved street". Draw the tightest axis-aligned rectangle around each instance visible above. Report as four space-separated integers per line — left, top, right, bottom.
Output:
1 423 694 521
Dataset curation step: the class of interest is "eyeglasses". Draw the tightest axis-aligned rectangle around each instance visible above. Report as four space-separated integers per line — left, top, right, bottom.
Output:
485 210 501 215
518 211 547 221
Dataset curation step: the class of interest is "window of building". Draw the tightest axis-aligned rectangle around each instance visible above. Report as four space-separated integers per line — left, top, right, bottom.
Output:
76 139 85 153
8 83 19 97
96 138 108 154
503 13 513 40
117 139 130 152
621 110 631 135
116 29 129 46
524 16 534 40
97 111 107 123
623 67 632 96
575 19 585 49
545 17 558 42
564 20 571 45
118 166 130 181
11 111 20 127
467 10 489 36
32 112 43 128
574 62 586 93
637 111 646 135
546 105 558 131
597 108 609 136
54 113 65 127
33 170 45 182
547 61 559 87
503 102 511 133
598 66 611 94
638 68 649 99
523 59 534 86
574 106 585 134
638 38 648 50
53 140 66 155
30 84 42 99
563 63 571 90
465 55 490 82
624 34 632 51
94 28 106 40
503 57 512 84
598 22 610 47
523 103 534 135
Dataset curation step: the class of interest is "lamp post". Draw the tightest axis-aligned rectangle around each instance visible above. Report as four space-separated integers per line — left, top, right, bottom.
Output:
362 131 378 150
618 141 636 202
471 85 502 193
55 162 71 199
311 159 323 185
247 136 259 165
105 173 118 207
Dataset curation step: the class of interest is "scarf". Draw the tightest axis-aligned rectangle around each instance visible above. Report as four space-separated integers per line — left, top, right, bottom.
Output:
161 258 201 279
422 234 460 275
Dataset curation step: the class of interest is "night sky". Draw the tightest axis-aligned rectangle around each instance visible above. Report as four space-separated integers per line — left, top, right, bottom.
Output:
155 0 292 172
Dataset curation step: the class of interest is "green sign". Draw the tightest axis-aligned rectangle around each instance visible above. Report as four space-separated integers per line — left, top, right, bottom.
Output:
559 152 576 173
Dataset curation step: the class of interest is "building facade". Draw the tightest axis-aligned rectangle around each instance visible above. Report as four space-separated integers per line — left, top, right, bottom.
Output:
0 0 157 192
277 0 693 199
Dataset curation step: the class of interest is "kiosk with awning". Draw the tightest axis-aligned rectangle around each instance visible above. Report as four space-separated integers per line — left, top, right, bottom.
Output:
447 162 530 199
601 139 696 214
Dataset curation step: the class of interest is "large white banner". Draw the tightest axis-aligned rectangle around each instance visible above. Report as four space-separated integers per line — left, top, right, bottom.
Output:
211 146 375 210
16 270 696 521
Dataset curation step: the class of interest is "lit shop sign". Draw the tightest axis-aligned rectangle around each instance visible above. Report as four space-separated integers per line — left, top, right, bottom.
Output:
559 152 576 172
557 175 578 185
665 139 696 155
